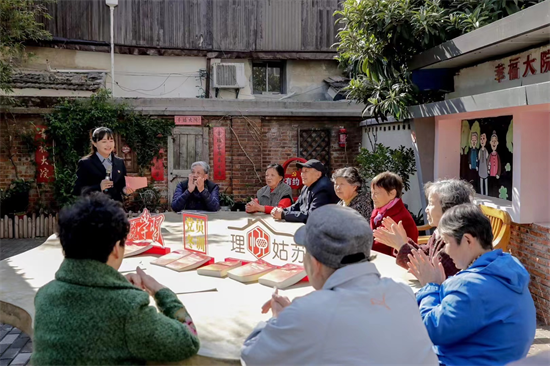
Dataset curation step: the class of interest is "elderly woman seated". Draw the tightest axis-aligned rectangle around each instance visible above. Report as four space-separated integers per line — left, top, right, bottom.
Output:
32 193 199 365
370 172 418 256
373 179 474 278
414 204 536 366
332 167 372 221
246 163 293 214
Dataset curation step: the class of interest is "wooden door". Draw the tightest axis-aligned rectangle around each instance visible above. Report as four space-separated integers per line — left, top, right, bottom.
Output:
168 127 209 204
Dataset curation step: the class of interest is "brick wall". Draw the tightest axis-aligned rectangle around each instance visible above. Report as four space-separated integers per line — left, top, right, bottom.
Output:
509 222 550 325
0 114 55 211
207 116 363 201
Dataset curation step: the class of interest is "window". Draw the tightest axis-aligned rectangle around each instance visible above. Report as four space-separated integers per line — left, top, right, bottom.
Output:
252 62 284 94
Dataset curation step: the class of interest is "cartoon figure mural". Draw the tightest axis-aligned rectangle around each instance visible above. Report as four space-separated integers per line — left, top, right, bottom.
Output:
489 131 501 179
469 132 479 170
478 133 490 195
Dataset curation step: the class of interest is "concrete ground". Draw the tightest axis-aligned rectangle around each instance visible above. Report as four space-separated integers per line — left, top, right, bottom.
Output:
0 239 549 364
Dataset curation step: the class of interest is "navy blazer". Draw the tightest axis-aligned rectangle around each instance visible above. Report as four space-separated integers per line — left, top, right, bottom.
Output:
73 153 127 202
282 175 339 223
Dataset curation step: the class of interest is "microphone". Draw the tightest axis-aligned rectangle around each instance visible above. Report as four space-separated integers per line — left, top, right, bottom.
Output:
105 165 112 192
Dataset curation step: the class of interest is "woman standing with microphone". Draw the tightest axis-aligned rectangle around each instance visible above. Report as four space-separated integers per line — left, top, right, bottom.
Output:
73 127 134 202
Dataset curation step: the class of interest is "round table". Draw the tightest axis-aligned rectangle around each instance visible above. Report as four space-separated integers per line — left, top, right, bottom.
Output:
0 211 420 365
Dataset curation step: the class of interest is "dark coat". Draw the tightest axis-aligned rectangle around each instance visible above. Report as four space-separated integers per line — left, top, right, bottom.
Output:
73 154 127 202
282 175 339 223
171 179 220 212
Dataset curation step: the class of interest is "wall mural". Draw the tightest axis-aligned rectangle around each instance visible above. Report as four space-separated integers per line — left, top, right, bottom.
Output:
460 116 513 201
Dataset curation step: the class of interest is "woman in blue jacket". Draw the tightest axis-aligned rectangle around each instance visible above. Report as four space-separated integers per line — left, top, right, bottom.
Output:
410 204 536 366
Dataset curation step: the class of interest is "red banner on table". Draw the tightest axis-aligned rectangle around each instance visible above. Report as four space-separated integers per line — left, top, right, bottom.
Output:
34 125 54 183
213 127 226 180
175 116 202 126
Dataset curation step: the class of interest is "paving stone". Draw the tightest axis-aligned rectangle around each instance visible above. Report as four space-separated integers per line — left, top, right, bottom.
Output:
9 338 27 350
0 336 17 346
7 329 20 335
0 347 18 360
0 332 7 342
20 342 31 354
10 353 31 365
0 345 9 357
0 326 12 332
0 359 11 366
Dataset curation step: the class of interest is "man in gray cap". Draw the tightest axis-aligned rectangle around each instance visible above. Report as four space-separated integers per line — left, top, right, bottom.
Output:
271 159 338 223
241 205 438 366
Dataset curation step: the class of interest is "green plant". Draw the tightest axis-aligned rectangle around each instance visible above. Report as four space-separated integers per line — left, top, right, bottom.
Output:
356 143 417 192
45 89 174 208
131 185 162 212
1 179 32 215
220 193 234 207
336 0 544 121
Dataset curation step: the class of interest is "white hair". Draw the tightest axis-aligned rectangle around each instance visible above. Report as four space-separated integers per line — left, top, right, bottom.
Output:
191 161 210 174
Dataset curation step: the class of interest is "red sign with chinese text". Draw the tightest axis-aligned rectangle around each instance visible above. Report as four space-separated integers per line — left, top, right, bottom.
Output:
34 125 54 183
213 127 226 180
183 213 208 255
175 116 202 126
127 208 165 246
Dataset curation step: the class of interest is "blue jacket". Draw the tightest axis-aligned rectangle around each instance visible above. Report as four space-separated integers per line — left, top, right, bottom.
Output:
171 179 220 212
417 250 536 366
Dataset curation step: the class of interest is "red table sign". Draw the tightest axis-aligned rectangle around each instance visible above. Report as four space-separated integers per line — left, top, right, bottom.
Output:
213 127 226 180
175 116 202 126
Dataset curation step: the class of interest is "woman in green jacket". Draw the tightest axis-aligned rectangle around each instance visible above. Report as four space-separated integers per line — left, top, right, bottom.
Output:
32 193 200 365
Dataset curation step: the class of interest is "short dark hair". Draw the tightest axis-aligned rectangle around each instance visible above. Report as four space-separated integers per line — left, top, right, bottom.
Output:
371 172 403 198
58 193 130 263
438 204 493 250
266 163 285 178
89 127 114 154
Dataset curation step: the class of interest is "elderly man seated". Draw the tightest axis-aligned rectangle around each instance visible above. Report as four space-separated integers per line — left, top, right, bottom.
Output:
414 204 536 366
171 161 220 212
241 205 438 365
32 193 200 365
271 159 338 223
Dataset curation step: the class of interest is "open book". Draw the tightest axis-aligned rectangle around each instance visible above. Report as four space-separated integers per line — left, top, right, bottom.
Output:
165 252 213 272
227 259 277 283
259 264 307 289
197 258 242 278
151 250 193 267
124 240 155 257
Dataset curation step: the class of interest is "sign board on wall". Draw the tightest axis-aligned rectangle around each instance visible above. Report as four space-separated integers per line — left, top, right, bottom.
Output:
453 45 550 94
175 116 202 126
459 116 513 201
213 127 226 180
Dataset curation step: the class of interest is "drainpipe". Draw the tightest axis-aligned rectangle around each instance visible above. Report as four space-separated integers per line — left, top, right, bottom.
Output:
205 58 211 98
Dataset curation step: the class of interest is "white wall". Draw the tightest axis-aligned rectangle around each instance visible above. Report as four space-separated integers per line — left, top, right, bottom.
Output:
361 122 423 218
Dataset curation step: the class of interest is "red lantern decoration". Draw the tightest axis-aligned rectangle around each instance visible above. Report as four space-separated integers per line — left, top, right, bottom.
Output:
338 127 348 148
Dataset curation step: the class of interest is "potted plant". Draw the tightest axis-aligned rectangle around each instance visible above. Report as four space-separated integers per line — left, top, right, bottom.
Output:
219 192 234 211
3 180 32 216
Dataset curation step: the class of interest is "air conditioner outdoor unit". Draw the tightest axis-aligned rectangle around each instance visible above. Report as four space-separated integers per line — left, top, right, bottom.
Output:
212 63 247 89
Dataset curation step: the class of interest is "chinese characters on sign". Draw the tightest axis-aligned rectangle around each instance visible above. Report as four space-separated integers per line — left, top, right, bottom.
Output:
127 208 165 246
283 170 303 190
494 49 549 83
183 213 208 254
175 116 202 126
229 219 304 264
213 127 226 180
34 125 54 183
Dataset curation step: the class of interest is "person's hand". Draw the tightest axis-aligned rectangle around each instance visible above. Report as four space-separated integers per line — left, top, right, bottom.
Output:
261 288 291 318
373 218 408 250
246 200 263 213
136 267 166 296
271 207 283 220
125 272 144 289
407 249 446 287
496 175 499 179
196 177 205 192
187 175 196 192
101 179 113 191
123 187 135 195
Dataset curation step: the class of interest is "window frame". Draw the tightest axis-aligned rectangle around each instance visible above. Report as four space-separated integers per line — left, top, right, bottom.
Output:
252 61 286 95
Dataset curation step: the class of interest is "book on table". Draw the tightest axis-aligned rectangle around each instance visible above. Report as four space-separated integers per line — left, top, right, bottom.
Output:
227 259 277 283
258 264 307 289
151 250 193 266
123 240 155 258
197 258 243 278
165 252 212 272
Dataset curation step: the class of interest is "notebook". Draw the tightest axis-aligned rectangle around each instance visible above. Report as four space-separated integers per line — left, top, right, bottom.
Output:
123 240 154 257
197 258 243 278
151 250 193 267
227 259 277 283
258 264 307 289
165 252 212 272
